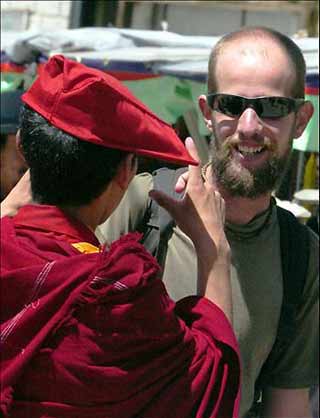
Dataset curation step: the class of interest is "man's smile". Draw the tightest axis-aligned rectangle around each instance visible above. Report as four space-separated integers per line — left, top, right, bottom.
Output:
230 142 271 168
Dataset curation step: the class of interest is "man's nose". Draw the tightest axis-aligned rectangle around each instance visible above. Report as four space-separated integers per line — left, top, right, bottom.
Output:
237 107 263 138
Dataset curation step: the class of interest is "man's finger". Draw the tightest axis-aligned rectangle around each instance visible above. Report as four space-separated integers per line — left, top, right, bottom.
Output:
149 190 179 219
175 171 188 193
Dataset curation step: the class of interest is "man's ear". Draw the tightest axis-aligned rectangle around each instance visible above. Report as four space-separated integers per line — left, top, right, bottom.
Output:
293 101 314 139
114 154 137 190
198 94 213 132
15 130 27 164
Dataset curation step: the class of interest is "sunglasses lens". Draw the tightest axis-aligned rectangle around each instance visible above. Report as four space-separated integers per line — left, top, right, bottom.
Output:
259 97 293 118
216 95 244 116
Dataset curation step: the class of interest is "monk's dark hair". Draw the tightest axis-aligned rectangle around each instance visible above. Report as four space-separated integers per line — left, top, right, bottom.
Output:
19 104 128 206
208 26 306 98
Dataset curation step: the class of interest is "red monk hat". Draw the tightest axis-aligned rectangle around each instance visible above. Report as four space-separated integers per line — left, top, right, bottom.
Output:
22 55 197 166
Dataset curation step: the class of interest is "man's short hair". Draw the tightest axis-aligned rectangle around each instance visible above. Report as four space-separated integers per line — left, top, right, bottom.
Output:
19 104 128 206
208 26 306 98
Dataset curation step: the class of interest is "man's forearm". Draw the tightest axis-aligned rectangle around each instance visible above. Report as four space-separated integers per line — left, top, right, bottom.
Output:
261 387 312 418
0 170 32 217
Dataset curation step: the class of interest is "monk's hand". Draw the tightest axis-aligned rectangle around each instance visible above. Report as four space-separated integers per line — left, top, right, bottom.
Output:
150 138 232 319
1 170 32 217
149 138 229 260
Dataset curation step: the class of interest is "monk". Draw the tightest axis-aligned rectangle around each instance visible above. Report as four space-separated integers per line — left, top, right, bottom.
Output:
0 55 240 418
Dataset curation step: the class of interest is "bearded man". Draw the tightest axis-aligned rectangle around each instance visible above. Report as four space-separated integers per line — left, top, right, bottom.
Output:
100 27 319 418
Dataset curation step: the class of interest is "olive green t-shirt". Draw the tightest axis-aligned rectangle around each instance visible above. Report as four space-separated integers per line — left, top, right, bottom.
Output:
98 172 319 417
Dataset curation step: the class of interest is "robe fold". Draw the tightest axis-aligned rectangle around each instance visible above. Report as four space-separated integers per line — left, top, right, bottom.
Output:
1 205 240 418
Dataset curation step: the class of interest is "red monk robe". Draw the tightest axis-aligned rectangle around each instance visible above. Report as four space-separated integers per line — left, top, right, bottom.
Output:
1 204 240 418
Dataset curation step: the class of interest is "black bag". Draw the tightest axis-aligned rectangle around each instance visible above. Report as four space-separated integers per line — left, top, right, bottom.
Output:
138 167 310 416
137 167 187 268
249 204 310 416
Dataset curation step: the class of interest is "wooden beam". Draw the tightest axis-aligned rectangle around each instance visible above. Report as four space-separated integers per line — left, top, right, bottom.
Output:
115 0 127 28
129 1 310 14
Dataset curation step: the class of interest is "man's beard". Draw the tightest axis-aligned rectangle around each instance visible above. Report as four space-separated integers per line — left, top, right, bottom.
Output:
209 133 292 199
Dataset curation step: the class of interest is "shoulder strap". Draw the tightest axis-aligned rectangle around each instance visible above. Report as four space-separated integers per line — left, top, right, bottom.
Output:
138 167 187 267
275 206 310 351
254 205 310 400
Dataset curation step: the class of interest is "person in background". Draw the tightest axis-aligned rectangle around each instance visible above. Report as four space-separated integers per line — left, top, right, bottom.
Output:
0 90 28 201
306 207 319 235
0 55 240 418
306 154 319 236
100 26 319 418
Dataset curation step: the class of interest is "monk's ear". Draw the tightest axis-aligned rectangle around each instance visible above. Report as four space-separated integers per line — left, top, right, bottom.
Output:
16 130 27 164
198 94 213 132
114 154 138 190
293 100 314 139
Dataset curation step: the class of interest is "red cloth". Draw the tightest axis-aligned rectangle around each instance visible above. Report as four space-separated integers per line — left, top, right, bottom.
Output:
1 205 240 418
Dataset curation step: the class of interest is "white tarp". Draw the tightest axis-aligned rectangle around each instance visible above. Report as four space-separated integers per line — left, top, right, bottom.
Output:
1 27 318 76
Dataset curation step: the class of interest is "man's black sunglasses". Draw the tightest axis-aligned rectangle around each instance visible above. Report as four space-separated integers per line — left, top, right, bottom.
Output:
207 93 305 119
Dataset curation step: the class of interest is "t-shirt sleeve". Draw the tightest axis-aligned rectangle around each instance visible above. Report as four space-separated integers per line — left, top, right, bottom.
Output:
266 229 319 388
97 172 153 245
